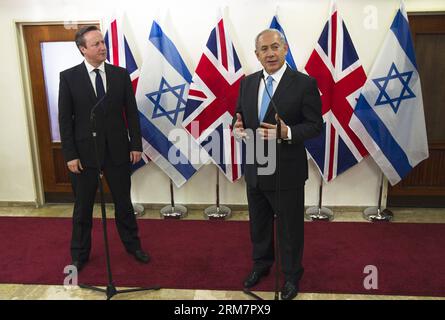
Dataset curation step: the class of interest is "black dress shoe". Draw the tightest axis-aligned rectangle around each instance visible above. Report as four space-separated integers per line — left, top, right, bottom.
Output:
131 249 150 263
281 281 299 300
243 269 270 288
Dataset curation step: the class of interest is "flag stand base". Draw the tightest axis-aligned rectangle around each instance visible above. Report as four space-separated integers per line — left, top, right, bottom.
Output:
305 176 334 221
204 205 231 220
133 203 145 217
363 173 393 222
363 207 393 222
205 168 231 220
305 206 334 221
160 205 187 219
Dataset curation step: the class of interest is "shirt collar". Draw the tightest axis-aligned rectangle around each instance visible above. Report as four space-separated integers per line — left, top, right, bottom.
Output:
84 60 105 73
262 62 288 84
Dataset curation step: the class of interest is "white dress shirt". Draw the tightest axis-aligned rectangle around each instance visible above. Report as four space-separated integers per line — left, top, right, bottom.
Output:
84 60 107 96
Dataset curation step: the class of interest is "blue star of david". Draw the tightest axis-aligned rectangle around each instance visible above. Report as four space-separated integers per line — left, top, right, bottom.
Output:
372 63 416 113
145 77 187 125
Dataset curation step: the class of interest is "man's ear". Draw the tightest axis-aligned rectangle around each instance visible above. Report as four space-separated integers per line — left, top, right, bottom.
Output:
283 43 289 54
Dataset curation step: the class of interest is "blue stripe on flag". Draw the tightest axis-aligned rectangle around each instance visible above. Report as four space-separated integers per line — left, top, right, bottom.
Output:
183 98 202 124
354 94 413 178
233 44 242 72
305 123 327 172
269 16 297 70
124 37 138 74
391 10 417 69
104 32 110 62
206 28 218 60
149 21 192 83
318 23 329 56
138 111 197 180
342 21 359 71
337 135 359 175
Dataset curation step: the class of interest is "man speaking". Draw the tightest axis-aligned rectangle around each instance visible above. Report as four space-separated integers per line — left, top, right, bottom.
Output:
233 29 322 300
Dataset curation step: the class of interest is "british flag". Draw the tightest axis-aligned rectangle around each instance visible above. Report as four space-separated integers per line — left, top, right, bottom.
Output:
104 16 150 170
182 18 245 182
104 17 140 93
304 2 368 182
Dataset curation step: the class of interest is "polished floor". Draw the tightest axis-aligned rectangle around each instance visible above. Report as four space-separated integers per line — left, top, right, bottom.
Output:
0 204 444 300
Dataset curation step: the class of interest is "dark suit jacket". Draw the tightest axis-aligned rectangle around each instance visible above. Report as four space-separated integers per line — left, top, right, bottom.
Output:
234 66 322 190
58 62 142 168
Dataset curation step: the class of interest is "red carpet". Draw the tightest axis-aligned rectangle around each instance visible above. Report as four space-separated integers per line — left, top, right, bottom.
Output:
0 216 444 297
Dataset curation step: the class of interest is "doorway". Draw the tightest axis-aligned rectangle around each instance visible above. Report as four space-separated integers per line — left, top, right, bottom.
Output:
22 23 112 203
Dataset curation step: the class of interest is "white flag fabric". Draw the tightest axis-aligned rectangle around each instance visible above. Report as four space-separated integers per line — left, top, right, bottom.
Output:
349 3 428 185
135 20 204 187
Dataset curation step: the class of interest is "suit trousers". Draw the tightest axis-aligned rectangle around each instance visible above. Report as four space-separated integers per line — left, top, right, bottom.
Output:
246 184 305 283
70 146 141 262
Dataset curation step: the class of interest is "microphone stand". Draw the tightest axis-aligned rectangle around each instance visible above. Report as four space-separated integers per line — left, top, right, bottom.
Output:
243 74 283 300
78 93 160 300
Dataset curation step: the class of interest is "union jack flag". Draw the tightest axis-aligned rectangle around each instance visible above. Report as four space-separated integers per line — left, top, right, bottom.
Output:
104 16 150 171
182 18 245 182
304 1 368 182
104 17 140 93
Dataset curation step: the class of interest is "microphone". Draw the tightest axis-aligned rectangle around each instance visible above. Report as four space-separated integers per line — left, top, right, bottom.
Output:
89 84 109 122
261 73 282 141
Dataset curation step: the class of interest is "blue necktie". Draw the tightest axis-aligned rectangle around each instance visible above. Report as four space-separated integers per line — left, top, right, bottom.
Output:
94 69 105 100
259 76 273 122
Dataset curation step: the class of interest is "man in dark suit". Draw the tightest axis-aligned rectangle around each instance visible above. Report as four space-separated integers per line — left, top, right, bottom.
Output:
233 29 322 299
58 26 149 271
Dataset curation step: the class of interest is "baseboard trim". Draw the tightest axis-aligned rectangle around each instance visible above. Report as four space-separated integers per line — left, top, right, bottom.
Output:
0 201 38 207
0 201 377 213
135 203 370 213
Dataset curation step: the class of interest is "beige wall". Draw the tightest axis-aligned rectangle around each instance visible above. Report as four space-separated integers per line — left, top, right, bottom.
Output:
1 0 443 205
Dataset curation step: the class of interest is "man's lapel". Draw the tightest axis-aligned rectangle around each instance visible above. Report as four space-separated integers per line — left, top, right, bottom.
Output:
104 63 114 101
79 62 97 104
251 71 262 124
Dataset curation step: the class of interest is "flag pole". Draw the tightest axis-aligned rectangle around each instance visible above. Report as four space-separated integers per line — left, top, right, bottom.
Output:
204 166 231 219
160 179 187 219
362 173 393 222
305 175 334 221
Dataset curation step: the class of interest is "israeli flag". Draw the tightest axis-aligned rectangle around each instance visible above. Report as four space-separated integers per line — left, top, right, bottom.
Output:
349 3 428 186
269 15 297 70
136 20 204 187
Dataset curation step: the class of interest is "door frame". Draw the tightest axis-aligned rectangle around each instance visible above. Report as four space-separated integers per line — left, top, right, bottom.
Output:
15 20 100 207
